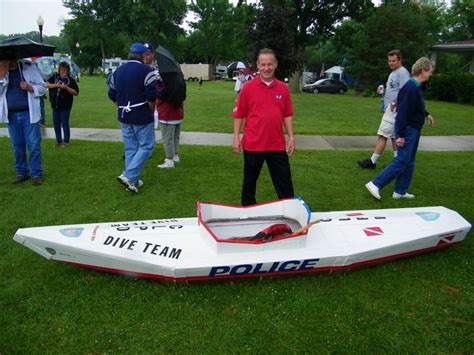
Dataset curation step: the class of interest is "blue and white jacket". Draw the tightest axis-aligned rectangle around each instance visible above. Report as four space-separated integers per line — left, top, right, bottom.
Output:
0 61 47 124
108 60 159 125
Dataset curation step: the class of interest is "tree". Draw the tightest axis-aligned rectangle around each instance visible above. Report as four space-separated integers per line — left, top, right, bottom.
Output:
248 0 373 92
429 1 474 73
62 0 187 74
246 2 296 80
343 3 431 89
63 0 122 74
187 0 256 66
439 0 474 42
111 0 187 49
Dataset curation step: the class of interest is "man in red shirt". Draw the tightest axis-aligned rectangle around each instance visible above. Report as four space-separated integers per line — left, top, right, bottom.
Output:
232 48 295 206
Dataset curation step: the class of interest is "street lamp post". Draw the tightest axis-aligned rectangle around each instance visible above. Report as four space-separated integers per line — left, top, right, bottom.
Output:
76 42 82 54
37 16 44 43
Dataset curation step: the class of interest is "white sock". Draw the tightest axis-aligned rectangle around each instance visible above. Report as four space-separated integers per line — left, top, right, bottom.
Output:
370 154 380 164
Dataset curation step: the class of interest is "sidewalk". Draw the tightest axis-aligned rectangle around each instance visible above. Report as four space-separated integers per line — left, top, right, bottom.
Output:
1 127 474 151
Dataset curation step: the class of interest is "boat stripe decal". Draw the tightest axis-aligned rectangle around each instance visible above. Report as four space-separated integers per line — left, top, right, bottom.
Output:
58 240 464 283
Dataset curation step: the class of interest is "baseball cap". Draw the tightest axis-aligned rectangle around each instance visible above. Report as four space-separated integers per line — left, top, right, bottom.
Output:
129 43 148 55
143 43 154 54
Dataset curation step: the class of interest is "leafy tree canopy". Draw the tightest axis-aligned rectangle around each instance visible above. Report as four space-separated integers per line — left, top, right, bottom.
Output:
247 0 373 91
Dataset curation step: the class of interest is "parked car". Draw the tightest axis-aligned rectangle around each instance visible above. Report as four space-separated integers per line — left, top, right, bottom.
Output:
302 78 348 94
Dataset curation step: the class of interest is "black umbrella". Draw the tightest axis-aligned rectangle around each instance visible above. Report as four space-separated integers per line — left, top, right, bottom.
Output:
155 45 186 108
0 36 56 60
155 45 181 73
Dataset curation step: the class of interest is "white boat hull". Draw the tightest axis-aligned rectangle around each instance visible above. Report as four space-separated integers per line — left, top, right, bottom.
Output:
13 198 471 282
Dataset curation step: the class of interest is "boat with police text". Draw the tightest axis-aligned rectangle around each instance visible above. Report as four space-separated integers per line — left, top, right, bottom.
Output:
13 197 471 282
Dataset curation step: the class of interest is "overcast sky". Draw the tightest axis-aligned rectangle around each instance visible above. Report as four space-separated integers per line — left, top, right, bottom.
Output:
0 0 71 36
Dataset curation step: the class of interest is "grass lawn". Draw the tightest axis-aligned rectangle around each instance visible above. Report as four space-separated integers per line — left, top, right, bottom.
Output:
43 75 474 135
0 137 473 353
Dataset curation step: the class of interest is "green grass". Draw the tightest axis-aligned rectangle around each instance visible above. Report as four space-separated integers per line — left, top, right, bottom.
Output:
0 137 473 353
40 75 474 135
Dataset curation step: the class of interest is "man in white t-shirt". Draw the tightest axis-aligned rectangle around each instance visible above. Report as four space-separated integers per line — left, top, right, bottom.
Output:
358 50 410 169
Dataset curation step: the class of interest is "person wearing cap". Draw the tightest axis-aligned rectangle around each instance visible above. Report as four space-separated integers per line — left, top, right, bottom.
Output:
143 42 155 68
108 43 160 193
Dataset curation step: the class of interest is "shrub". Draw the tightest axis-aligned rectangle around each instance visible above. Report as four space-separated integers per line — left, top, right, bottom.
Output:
425 73 474 105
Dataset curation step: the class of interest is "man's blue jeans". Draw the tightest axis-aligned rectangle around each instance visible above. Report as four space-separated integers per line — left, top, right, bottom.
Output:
373 126 421 195
7 110 43 178
52 109 71 144
121 122 155 185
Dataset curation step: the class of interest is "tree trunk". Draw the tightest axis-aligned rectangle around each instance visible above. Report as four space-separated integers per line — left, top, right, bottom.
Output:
288 43 305 94
288 70 301 94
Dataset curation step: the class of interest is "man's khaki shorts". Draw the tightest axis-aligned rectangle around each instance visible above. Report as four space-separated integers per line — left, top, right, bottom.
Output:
377 107 396 139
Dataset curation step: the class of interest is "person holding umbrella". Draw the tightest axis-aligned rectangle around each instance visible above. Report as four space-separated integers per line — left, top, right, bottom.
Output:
153 45 186 169
155 83 185 169
0 57 47 185
0 37 54 185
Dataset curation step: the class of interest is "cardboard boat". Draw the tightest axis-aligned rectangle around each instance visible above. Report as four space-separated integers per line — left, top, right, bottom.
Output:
13 198 471 282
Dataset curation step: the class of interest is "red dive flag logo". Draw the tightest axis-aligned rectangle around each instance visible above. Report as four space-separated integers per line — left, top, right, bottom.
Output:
437 234 455 246
364 226 383 237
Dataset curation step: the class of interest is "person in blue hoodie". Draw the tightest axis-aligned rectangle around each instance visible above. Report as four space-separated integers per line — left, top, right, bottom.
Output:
365 57 435 200
108 43 159 193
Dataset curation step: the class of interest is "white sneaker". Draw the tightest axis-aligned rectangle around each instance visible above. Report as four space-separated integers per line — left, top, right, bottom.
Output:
393 192 415 199
125 180 143 192
173 155 180 163
117 175 138 193
158 159 175 169
365 181 381 200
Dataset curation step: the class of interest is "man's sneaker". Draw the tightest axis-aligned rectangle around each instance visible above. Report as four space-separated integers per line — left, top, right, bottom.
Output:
117 175 138 193
126 180 143 192
172 155 180 163
358 159 376 169
13 175 30 184
365 181 381 200
158 159 175 169
393 192 415 199
32 176 43 186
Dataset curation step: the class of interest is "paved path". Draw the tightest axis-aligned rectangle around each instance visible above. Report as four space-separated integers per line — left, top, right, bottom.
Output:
1 127 474 151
